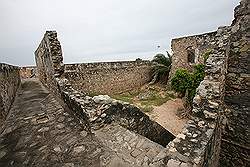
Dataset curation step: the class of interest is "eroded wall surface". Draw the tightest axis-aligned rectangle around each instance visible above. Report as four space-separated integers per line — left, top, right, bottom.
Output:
220 0 250 166
34 1 249 166
20 66 37 79
34 31 175 151
169 31 217 80
64 61 152 95
163 25 231 167
35 31 64 98
163 1 249 166
0 63 20 126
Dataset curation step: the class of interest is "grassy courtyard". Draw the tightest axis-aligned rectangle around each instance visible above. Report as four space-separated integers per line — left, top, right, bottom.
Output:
111 84 176 112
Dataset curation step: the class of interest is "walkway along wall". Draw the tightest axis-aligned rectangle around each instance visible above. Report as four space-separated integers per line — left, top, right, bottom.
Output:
35 31 175 149
35 1 249 165
0 63 20 127
35 30 229 167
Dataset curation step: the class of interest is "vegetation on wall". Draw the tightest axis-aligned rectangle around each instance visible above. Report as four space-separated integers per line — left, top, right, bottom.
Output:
150 52 172 84
202 49 213 63
170 69 191 96
171 64 205 111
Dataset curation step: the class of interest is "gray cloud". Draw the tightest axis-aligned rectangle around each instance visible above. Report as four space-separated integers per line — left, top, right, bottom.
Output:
0 0 240 66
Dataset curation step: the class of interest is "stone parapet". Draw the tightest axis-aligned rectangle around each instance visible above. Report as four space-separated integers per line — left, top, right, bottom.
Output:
34 1 249 165
161 26 231 167
0 63 20 127
34 31 175 167
220 0 250 166
56 77 175 147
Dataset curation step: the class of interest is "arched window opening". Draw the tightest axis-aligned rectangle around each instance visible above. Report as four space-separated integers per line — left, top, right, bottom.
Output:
187 47 195 64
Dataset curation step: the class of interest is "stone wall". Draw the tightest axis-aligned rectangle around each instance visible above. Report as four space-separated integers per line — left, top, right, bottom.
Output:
169 31 217 80
159 25 231 167
20 66 37 79
57 79 175 146
34 29 227 166
35 31 64 98
64 60 152 95
34 1 249 165
35 31 175 148
220 0 250 166
0 63 20 127
162 1 250 166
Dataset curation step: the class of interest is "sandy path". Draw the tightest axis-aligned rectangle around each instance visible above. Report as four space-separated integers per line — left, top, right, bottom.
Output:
146 98 188 136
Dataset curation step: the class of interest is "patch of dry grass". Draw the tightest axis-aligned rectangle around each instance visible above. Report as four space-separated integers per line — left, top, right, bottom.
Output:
111 84 177 112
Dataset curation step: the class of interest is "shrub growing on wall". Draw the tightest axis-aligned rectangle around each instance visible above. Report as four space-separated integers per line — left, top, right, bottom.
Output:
171 64 205 109
170 69 192 96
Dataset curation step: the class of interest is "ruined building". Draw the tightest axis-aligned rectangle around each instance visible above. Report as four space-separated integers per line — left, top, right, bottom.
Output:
0 0 249 166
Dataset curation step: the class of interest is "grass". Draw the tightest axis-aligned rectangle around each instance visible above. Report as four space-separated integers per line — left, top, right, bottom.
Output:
140 96 170 106
139 105 154 112
87 91 101 97
112 94 134 103
111 84 176 113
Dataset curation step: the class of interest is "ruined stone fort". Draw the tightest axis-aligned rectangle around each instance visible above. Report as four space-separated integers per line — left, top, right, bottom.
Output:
0 1 249 166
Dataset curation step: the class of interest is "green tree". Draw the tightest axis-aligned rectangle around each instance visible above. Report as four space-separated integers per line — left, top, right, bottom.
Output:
150 52 172 84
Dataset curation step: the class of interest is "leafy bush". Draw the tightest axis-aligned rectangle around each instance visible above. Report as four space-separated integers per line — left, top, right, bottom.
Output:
170 69 192 96
187 64 205 103
192 64 205 88
171 64 205 105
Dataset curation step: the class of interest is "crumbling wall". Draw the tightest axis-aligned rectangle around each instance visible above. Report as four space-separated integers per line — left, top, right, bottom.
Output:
35 31 64 98
20 66 37 79
169 31 217 81
64 61 152 95
162 1 249 166
34 1 249 165
34 28 227 166
57 79 175 146
0 63 20 126
159 26 231 167
35 31 175 148
220 0 250 166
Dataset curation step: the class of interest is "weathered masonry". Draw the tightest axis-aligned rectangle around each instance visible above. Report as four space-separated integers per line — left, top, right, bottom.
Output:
33 0 249 166
64 60 152 95
167 1 249 166
35 33 152 95
0 0 249 166
19 66 37 79
220 1 250 166
35 31 175 146
169 31 217 80
35 30 176 166
0 64 20 127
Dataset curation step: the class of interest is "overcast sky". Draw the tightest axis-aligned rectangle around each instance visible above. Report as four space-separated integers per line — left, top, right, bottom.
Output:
0 0 240 66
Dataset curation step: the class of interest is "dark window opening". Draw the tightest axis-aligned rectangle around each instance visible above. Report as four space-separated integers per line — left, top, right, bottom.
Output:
187 49 195 64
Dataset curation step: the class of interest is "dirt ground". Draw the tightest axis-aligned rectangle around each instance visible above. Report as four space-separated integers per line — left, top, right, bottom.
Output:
146 98 188 136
